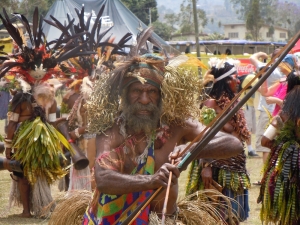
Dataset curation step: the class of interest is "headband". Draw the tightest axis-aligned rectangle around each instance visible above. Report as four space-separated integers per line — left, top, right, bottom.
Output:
214 67 237 82
121 60 165 89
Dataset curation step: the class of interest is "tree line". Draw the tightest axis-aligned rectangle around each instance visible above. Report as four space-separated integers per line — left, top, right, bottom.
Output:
0 0 56 19
229 0 300 41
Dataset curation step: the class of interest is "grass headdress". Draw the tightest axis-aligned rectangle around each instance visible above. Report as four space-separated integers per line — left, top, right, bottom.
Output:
88 28 205 133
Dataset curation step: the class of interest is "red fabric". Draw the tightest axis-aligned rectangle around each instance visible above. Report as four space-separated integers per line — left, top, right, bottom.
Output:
292 39 300 53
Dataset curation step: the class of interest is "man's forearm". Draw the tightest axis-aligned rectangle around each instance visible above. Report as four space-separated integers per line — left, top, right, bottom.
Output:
96 169 153 195
196 132 243 159
250 52 267 68
6 121 18 140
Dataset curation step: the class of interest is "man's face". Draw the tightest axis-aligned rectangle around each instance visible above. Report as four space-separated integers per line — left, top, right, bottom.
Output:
122 82 162 134
127 82 160 108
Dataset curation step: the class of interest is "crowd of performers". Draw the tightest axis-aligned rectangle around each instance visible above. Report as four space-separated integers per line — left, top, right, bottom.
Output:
0 5 300 225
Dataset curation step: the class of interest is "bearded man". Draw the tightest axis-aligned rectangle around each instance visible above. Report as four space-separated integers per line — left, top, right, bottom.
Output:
81 53 244 225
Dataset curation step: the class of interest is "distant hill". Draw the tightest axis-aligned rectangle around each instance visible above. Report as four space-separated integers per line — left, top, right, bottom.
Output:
157 0 231 13
157 0 299 13
157 0 241 34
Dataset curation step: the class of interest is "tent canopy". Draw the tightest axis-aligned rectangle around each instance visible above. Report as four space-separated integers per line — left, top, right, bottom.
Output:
43 0 177 54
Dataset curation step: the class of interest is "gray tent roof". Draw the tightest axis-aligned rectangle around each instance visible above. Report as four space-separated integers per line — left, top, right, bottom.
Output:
43 0 177 54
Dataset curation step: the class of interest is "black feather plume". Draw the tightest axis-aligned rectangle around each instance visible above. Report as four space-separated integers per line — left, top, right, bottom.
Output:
32 7 38 46
12 12 34 46
0 9 24 50
0 61 22 79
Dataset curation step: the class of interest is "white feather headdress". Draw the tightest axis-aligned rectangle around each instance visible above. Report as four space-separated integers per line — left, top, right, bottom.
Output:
208 57 240 69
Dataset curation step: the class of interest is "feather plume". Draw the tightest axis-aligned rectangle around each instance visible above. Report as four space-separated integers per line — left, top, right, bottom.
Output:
75 7 85 33
216 58 225 69
43 18 62 31
90 5 105 47
96 27 113 47
67 14 76 36
168 55 188 67
12 12 34 46
0 10 24 50
226 58 240 68
0 61 22 79
69 58 82 70
147 35 162 52
36 15 44 48
110 32 132 59
49 15 72 38
104 37 115 61
129 26 153 57
181 55 208 69
115 32 132 48
49 20 76 51
208 57 239 70
32 7 38 46
56 42 90 63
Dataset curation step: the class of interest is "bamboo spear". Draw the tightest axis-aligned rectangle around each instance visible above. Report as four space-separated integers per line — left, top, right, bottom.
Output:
121 31 300 225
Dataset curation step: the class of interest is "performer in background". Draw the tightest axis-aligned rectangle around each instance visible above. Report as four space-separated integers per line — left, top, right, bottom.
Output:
187 57 251 224
258 69 300 225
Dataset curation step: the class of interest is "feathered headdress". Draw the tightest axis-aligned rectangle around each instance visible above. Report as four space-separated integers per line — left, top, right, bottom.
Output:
204 57 240 84
106 27 165 94
0 7 98 83
44 5 132 76
202 57 240 98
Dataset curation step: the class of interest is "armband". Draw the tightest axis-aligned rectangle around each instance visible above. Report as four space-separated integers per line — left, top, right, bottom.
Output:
4 138 12 143
263 124 278 140
4 142 12 148
61 113 69 118
74 128 81 138
9 112 19 122
48 113 56 122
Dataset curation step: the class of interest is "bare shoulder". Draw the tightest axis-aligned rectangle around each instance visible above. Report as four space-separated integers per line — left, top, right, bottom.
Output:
203 99 217 109
170 118 205 143
95 123 124 157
